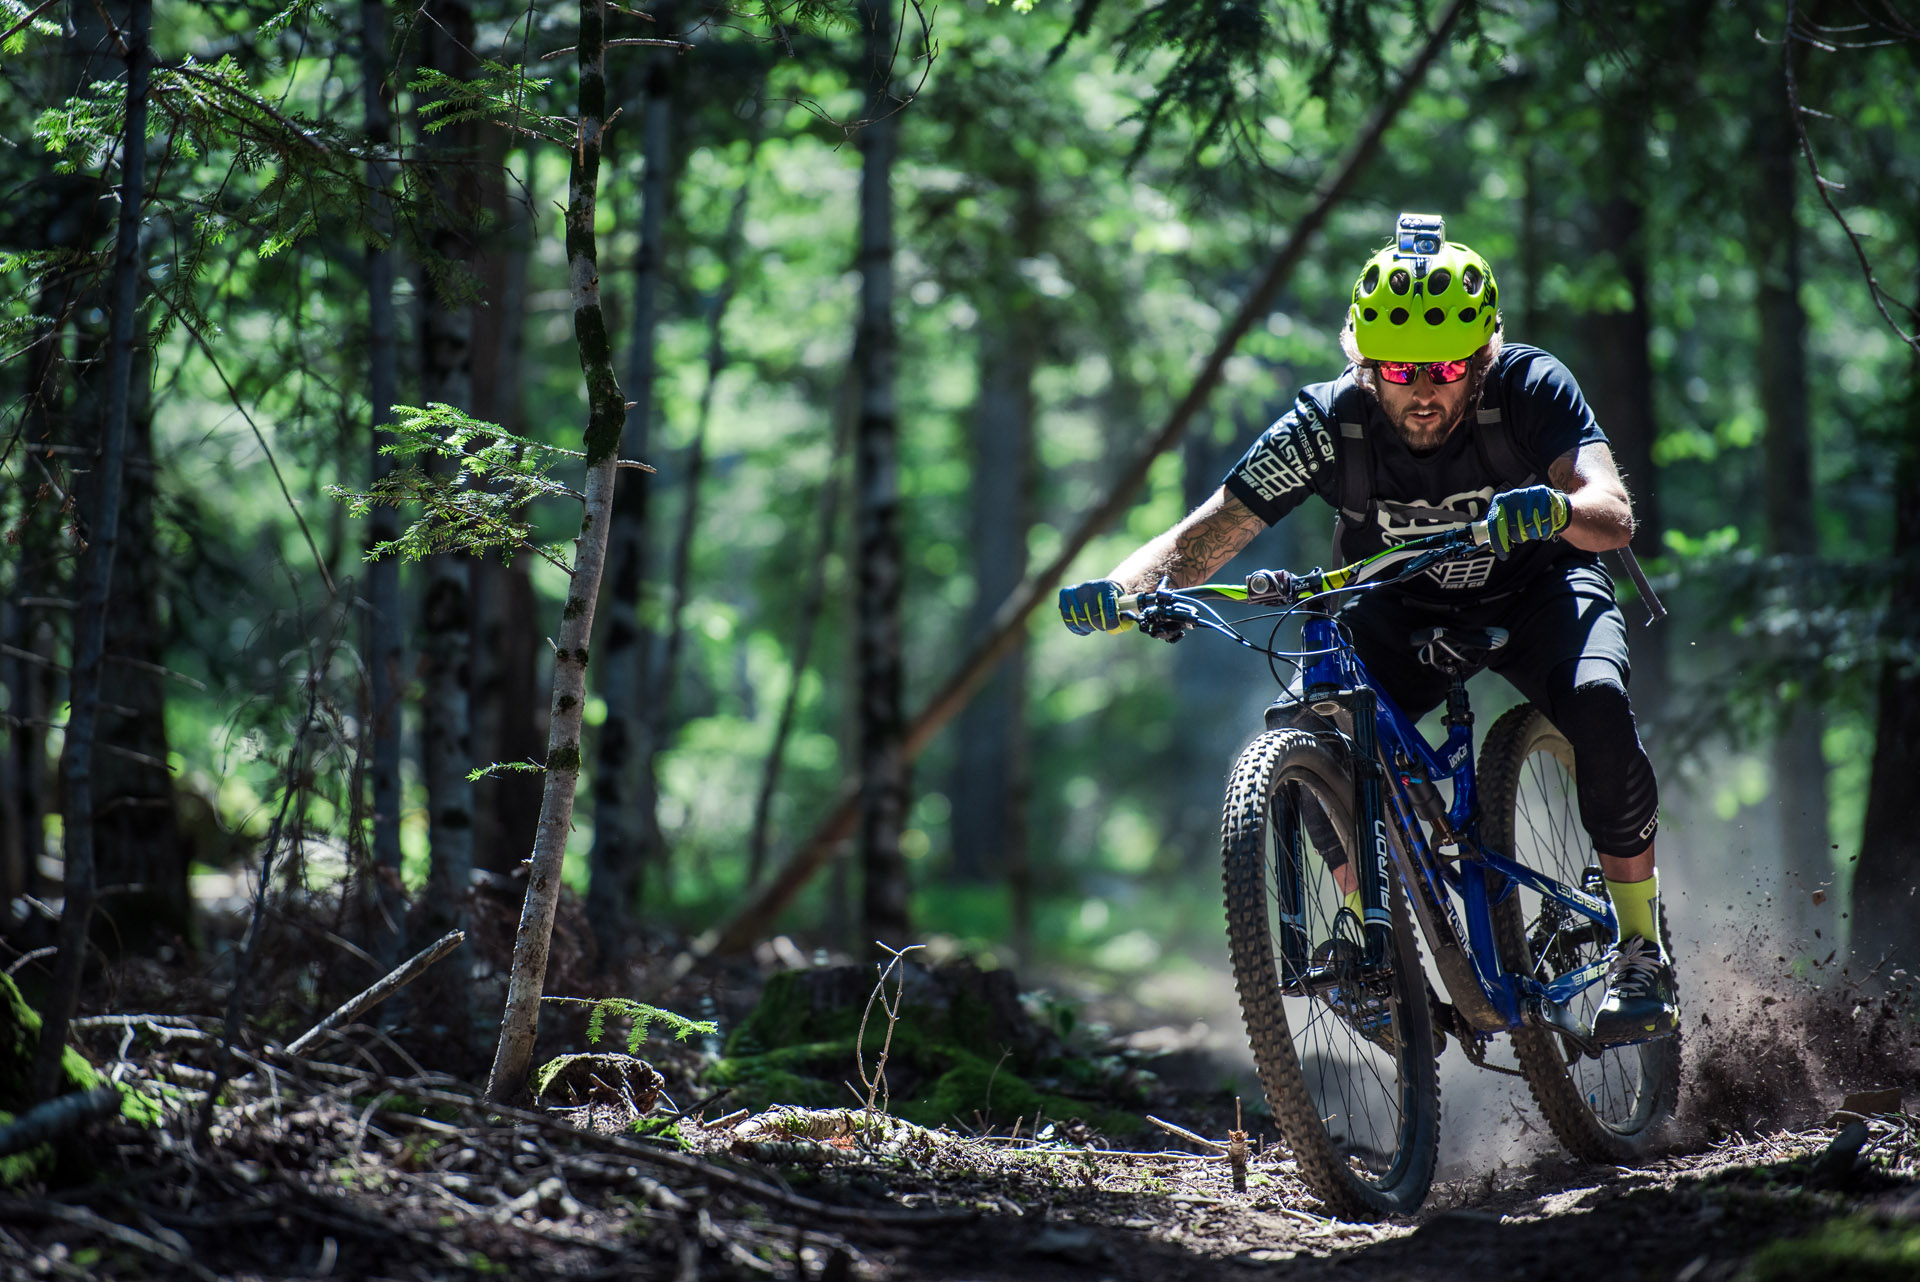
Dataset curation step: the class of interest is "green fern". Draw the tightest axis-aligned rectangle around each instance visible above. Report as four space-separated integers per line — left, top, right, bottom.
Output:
542 996 718 1055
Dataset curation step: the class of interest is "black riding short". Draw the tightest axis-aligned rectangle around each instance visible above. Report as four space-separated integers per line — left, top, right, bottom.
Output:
1334 554 1630 721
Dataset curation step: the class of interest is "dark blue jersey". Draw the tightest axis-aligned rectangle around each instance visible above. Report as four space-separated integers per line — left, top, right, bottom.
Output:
1222 343 1609 600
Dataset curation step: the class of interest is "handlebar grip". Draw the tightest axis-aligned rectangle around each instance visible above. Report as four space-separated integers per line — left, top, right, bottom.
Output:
1469 519 1491 546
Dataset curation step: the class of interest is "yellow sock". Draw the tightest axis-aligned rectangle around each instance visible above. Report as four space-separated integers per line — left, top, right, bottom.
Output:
1605 872 1660 948
1343 888 1364 921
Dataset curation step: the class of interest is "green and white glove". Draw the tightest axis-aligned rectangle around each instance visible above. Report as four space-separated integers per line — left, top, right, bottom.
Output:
1485 485 1571 560
1058 579 1123 635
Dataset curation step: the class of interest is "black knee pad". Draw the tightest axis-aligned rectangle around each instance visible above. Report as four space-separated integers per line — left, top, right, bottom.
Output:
1549 669 1659 857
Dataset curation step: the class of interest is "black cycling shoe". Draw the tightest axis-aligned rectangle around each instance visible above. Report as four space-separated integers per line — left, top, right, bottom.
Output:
1588 935 1679 1046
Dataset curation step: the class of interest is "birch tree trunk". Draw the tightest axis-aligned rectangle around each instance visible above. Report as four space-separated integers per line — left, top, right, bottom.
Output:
588 30 674 955
361 0 407 966
486 0 626 1103
32 0 152 1101
853 0 910 951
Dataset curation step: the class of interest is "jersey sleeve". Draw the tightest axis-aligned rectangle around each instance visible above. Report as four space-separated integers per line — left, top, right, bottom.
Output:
1505 347 1608 472
1222 394 1339 527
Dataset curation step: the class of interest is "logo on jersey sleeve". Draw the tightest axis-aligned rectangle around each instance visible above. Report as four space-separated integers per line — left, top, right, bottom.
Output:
1235 411 1334 504
1373 485 1499 590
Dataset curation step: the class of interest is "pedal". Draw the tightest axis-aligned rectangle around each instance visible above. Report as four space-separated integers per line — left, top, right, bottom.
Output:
1525 994 1600 1060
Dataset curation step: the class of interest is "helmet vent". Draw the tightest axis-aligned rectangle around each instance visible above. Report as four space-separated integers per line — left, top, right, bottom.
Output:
1424 307 1446 326
1388 269 1410 295
1485 283 1498 310
1362 265 1381 294
1429 268 1453 295
1459 307 1478 324
1461 265 1483 294
1363 308 1378 322
1389 307 1410 325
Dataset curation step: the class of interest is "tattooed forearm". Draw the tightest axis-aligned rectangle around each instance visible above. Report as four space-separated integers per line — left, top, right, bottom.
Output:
1109 489 1267 593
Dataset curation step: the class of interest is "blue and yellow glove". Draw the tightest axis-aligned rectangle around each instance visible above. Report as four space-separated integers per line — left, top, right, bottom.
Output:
1484 485 1571 560
1059 579 1124 635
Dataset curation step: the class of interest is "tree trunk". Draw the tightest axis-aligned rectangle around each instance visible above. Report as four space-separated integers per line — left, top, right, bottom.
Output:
32 0 152 1101
1580 120 1667 718
588 28 674 957
685 0 1468 961
92 352 185 953
415 0 480 973
361 0 406 965
853 0 911 952
486 0 626 1103
470 132 544 877
1751 69 1831 941
1851 306 1920 970
949 321 1034 951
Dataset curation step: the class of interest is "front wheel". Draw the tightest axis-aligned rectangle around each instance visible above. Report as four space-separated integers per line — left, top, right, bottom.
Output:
1480 704 1680 1163
1221 729 1440 1219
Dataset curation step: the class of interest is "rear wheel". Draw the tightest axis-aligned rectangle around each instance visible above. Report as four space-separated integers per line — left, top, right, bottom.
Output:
1480 705 1680 1163
1222 729 1439 1218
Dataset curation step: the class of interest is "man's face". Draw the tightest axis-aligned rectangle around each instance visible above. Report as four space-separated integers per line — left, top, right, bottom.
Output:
1376 365 1473 452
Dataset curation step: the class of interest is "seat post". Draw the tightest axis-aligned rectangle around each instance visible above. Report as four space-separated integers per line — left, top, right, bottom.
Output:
1444 673 1473 732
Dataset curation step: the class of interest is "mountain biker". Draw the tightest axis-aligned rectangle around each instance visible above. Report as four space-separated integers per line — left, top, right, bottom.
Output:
1058 215 1677 1046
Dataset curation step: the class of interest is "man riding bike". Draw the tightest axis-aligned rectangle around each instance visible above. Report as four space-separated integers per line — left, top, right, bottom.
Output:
1059 214 1677 1046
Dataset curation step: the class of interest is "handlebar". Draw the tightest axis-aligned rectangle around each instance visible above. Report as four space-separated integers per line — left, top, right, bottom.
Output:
1117 519 1492 619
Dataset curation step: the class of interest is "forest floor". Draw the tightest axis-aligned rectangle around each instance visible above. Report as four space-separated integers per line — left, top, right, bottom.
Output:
3 899 1918 1281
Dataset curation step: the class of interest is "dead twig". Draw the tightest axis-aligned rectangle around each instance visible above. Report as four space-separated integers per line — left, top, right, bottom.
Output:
854 941 924 1121
1228 1097 1249 1193
1144 1114 1228 1155
0 1199 219 1282
285 929 467 1056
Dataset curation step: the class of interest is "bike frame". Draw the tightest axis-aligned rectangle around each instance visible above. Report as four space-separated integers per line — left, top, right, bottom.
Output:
1298 610 1616 1034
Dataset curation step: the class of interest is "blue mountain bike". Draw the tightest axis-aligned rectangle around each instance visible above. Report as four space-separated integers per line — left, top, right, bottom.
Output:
1121 521 1680 1218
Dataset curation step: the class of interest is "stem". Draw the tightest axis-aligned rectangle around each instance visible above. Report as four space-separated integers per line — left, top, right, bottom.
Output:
32 0 153 1103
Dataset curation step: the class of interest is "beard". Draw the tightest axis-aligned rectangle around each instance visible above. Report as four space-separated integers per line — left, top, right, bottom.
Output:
1385 395 1471 453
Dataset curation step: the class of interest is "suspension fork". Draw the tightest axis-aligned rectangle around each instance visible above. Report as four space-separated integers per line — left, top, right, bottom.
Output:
1349 687 1395 969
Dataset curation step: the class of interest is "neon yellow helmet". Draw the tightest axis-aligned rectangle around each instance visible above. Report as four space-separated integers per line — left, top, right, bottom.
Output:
1347 216 1499 362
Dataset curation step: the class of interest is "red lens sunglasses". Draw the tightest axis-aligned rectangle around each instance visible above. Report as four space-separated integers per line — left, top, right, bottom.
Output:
1373 358 1472 385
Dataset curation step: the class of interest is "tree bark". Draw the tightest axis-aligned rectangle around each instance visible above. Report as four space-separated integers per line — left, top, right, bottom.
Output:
32 0 152 1101
470 131 543 877
853 0 910 952
360 0 407 968
684 0 1468 962
1751 65 1831 941
415 0 480 974
949 321 1034 950
486 0 626 1103
1581 116 1667 716
92 352 185 953
1851 290 1920 970
588 26 674 957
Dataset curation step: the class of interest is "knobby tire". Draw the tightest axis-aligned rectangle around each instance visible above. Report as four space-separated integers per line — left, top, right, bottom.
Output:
1222 729 1440 1219
1479 704 1680 1163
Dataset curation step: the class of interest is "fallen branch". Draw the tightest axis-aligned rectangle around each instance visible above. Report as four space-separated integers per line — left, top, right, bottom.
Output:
286 929 466 1057
0 1198 220 1282
0 1087 121 1157
398 1084 979 1228
1144 1114 1227 1155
